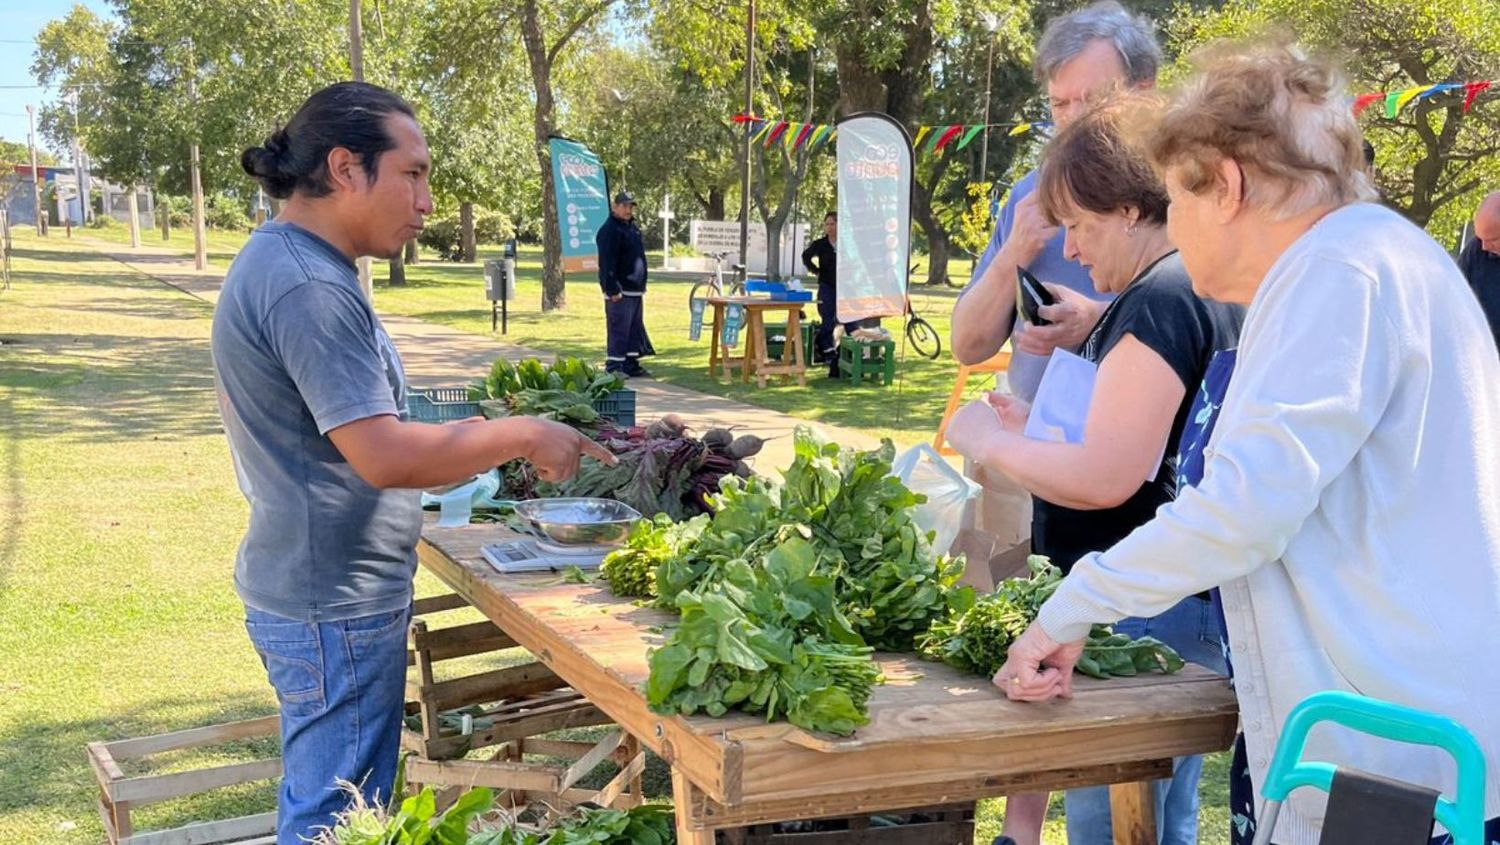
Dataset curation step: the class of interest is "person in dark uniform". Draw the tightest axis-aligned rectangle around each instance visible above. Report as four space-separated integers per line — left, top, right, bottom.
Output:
596 191 654 377
801 212 857 377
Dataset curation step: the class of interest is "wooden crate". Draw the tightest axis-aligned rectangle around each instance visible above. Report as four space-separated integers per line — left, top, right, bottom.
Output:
721 803 976 844
87 715 280 845
402 593 640 815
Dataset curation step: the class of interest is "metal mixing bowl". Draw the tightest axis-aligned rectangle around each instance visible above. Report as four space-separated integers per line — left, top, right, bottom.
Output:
512 498 642 548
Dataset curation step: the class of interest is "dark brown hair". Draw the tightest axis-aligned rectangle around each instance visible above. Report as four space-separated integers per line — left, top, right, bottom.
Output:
241 82 416 200
1036 93 1169 227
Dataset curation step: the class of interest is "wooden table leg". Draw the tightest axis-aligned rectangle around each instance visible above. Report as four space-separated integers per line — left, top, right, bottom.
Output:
1109 780 1157 845
746 311 765 387
708 303 723 377
787 308 806 386
671 767 715 845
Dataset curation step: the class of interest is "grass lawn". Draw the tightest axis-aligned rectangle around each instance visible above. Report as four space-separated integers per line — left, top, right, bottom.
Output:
80 223 1001 445
0 225 1234 844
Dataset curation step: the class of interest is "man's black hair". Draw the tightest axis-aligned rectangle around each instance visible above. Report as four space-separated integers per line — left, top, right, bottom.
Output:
241 82 416 200
824 211 837 221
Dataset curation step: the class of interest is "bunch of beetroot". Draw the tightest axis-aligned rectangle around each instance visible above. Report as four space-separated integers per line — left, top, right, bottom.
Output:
506 414 766 520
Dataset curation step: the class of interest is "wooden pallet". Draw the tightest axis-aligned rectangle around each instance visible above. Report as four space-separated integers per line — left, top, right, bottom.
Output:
402 593 639 815
87 715 280 845
720 803 975 844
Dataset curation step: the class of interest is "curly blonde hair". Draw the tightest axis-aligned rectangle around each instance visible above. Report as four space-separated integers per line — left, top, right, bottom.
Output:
1145 41 1376 220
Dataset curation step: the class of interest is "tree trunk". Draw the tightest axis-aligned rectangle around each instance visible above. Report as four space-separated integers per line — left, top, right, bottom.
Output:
459 201 477 262
522 0 566 311
912 155 955 286
387 256 406 286
405 238 419 265
707 187 726 221
157 192 170 241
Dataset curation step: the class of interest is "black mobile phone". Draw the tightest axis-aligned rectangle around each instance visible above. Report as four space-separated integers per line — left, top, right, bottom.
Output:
1016 267 1056 326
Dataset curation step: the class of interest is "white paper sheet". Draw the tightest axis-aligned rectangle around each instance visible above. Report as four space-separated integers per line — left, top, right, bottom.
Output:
1023 349 1097 445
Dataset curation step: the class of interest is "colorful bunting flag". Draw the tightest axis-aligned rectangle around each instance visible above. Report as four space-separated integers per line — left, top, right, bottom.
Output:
1464 81 1493 114
956 124 986 150
913 126 932 149
1353 93 1384 116
792 123 815 150
933 124 965 153
764 121 790 148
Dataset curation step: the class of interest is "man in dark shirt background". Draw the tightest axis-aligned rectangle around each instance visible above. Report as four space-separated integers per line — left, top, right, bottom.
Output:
1460 191 1500 349
596 191 654 377
801 211 857 377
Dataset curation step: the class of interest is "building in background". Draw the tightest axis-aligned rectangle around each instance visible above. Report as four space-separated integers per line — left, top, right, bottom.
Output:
1 164 154 230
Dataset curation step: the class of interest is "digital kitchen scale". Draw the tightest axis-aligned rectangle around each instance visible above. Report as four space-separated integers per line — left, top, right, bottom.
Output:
480 538 612 574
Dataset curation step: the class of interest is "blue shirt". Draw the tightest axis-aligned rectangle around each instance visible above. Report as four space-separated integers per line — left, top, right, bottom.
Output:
963 170 1111 401
211 221 420 622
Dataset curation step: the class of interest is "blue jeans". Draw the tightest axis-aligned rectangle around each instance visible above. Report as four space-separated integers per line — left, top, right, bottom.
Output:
1064 596 1227 845
245 604 412 844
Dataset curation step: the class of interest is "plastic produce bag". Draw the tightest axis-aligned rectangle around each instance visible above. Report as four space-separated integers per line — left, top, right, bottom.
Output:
421 469 509 527
890 443 981 555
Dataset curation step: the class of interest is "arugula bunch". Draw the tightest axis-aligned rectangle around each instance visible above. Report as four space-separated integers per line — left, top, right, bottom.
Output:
918 557 1185 680
600 514 705 599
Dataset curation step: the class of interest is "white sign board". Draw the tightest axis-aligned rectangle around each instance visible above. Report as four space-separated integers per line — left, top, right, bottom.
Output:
689 220 810 277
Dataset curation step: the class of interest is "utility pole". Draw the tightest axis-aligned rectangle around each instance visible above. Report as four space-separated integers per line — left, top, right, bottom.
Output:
26 104 43 236
977 16 997 186
187 71 207 271
737 0 755 278
70 92 90 224
349 0 376 298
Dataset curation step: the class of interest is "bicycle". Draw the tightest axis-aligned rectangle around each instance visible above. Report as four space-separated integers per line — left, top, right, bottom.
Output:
687 250 746 308
904 297 942 360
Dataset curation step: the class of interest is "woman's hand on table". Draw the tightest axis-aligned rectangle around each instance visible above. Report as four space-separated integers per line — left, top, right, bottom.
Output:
993 622 1086 702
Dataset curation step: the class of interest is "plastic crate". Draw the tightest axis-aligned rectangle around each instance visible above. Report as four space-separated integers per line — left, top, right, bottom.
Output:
407 387 481 422
594 388 636 426
744 280 814 302
765 322 817 360
408 386 635 427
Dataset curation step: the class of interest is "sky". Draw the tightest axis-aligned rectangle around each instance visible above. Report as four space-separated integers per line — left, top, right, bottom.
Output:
0 0 115 159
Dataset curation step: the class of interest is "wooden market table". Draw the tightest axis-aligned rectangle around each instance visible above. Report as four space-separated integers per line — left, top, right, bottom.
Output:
418 523 1238 844
704 297 809 388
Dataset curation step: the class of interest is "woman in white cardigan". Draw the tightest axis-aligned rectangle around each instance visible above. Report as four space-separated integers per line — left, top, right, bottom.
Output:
978 43 1500 844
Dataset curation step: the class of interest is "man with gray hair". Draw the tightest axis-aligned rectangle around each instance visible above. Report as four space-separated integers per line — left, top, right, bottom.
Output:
952 0 1163 400
948 5 1219 845
1460 191 1500 349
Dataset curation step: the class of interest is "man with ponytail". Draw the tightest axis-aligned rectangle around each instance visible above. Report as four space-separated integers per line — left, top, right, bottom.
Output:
215 81 613 843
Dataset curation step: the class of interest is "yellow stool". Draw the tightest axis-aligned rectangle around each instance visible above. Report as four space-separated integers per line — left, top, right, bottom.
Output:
933 349 1012 455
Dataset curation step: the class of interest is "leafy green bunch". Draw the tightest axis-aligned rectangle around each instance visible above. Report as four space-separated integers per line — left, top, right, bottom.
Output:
780 432 964 652
471 357 623 427
600 514 705 599
646 537 881 736
918 557 1185 680
311 780 676 845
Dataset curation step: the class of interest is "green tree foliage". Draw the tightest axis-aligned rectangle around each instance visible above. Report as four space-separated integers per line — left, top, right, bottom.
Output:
1166 0 1500 241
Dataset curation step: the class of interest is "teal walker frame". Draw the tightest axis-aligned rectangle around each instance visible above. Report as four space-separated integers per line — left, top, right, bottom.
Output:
1251 691 1486 845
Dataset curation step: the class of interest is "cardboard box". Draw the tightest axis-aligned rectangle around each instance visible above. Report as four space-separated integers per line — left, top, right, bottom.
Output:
954 459 1034 591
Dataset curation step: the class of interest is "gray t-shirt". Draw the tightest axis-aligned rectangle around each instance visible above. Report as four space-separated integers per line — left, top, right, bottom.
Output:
211 221 420 622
